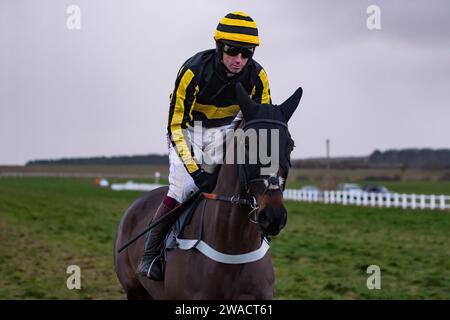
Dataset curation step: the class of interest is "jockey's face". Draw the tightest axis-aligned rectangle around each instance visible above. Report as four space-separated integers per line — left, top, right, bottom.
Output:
222 51 249 74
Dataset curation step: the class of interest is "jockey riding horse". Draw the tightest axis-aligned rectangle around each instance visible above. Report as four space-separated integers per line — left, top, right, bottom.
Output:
137 12 273 281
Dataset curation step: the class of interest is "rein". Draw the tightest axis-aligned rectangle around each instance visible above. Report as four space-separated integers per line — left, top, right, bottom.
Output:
202 192 260 223
202 192 257 208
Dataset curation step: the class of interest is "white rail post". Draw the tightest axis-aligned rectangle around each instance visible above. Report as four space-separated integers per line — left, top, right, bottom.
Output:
402 193 407 209
430 194 436 210
330 191 335 204
342 191 348 205
393 193 399 207
377 193 384 207
324 191 329 204
411 194 416 209
336 191 341 204
362 192 368 206
419 194 426 209
370 192 376 207
356 192 362 206
349 191 355 205
313 191 319 202
440 195 445 210
385 193 391 208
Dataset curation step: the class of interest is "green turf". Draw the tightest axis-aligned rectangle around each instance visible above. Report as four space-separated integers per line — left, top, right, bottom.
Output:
1 177 449 299
274 202 450 299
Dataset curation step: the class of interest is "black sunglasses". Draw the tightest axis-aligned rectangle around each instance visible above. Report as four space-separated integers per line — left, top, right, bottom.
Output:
222 44 255 59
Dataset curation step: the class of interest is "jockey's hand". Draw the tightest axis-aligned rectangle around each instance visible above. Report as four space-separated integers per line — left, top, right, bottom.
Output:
191 168 215 193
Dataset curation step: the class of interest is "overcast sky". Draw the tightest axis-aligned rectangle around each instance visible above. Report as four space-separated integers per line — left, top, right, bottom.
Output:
1 0 449 165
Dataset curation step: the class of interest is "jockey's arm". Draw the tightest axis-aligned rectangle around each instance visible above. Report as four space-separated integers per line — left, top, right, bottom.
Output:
252 68 272 104
167 67 200 175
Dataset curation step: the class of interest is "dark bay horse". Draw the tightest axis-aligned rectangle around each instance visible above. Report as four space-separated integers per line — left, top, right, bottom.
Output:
114 84 302 299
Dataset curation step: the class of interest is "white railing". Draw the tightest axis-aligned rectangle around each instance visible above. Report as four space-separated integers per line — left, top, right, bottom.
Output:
283 189 450 211
110 181 164 191
108 181 450 211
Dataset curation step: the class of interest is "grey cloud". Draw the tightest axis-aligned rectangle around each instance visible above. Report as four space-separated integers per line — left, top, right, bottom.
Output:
1 0 449 164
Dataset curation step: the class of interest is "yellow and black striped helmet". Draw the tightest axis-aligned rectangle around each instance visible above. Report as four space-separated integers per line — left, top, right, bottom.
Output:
214 12 259 47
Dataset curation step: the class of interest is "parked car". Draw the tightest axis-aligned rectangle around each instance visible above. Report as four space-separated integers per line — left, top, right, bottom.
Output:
337 183 363 193
301 185 320 192
335 183 363 202
362 184 390 194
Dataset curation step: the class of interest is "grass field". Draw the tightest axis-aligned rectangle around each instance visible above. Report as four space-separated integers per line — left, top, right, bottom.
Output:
1 177 449 299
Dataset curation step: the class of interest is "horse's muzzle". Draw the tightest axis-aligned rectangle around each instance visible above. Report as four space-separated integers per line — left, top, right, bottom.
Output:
257 205 287 236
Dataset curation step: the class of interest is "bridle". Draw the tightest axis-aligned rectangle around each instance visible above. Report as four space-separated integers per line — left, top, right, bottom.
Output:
203 118 289 223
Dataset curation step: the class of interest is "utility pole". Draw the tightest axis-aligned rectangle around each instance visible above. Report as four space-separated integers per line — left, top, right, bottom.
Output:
326 139 330 169
326 139 331 189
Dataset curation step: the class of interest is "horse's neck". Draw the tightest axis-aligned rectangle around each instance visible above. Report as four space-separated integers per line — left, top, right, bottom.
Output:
202 162 262 252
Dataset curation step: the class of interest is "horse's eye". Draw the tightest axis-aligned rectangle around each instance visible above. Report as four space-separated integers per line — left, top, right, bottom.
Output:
286 138 295 167
288 138 295 153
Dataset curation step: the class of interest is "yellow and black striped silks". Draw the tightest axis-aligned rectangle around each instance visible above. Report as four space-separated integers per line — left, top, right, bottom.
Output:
214 12 259 46
167 49 271 175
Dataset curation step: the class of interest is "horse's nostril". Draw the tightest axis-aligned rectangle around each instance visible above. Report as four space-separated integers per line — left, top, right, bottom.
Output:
257 208 268 224
257 205 287 236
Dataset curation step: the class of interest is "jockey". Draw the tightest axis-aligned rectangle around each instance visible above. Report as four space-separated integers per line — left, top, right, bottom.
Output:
138 12 271 280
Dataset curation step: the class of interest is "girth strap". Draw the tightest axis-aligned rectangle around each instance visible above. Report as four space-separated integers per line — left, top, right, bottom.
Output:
175 237 270 264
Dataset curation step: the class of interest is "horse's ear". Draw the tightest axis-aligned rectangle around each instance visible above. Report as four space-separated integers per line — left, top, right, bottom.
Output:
280 87 303 122
236 82 258 120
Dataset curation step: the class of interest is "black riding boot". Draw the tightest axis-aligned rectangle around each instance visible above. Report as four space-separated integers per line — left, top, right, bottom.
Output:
137 202 175 280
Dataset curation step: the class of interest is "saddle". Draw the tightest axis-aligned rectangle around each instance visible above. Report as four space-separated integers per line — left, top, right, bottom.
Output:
163 192 204 251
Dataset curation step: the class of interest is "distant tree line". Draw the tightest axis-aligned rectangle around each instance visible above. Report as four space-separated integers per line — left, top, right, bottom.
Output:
292 148 450 170
368 149 450 169
27 148 450 169
291 156 370 169
26 154 169 166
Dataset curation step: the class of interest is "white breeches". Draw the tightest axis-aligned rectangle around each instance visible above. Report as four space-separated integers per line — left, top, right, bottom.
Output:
167 112 242 203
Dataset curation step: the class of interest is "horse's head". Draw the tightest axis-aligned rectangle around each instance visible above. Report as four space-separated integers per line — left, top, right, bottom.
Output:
235 83 302 236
